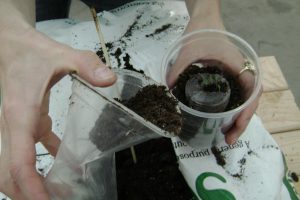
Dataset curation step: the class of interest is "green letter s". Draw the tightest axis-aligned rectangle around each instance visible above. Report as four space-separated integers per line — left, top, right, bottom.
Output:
195 172 236 200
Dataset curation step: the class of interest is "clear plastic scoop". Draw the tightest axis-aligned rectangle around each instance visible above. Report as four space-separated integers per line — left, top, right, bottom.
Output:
46 69 182 199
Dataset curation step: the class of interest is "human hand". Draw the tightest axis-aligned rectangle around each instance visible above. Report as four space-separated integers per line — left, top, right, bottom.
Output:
0 27 116 199
167 17 262 145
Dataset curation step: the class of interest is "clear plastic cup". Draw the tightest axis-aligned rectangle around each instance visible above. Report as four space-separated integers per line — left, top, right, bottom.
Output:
161 29 262 148
46 69 175 199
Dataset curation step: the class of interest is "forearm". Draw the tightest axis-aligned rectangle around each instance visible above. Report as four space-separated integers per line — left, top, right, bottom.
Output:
0 0 36 77
0 0 35 32
184 0 224 30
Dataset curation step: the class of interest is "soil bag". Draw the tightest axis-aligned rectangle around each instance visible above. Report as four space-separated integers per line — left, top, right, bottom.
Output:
172 115 299 200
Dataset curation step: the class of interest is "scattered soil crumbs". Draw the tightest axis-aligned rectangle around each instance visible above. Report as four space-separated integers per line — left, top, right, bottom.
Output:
119 85 182 135
123 13 143 38
211 144 281 180
94 10 185 71
146 23 172 37
96 45 144 74
105 42 113 49
96 48 106 63
172 62 244 112
211 150 245 180
116 137 196 200
229 157 246 180
291 172 299 182
211 146 226 167
95 42 114 64
123 53 144 74
112 47 123 67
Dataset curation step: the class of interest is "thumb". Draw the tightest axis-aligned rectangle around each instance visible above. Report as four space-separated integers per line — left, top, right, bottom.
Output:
68 49 117 87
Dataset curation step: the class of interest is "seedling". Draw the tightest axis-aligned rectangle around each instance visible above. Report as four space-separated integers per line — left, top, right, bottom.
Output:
185 72 231 113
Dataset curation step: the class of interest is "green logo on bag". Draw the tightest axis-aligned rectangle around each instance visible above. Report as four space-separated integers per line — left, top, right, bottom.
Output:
195 172 236 200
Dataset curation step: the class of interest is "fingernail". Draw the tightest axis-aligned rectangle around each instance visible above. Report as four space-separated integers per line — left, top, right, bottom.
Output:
94 67 114 80
226 136 236 145
230 137 237 145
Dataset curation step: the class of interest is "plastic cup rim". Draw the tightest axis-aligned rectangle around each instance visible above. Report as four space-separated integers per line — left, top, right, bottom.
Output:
161 29 262 118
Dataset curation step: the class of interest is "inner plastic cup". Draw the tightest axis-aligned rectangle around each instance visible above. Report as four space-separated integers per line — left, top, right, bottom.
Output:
46 69 175 199
161 29 262 148
185 73 231 112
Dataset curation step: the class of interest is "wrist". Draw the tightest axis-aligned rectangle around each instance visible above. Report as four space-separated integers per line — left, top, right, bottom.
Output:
185 0 225 32
0 24 36 73
185 16 225 33
186 0 220 18
0 24 35 48
0 22 33 41
0 0 35 34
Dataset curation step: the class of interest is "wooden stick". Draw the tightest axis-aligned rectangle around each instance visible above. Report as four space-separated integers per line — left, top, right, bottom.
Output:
90 7 138 164
90 7 112 67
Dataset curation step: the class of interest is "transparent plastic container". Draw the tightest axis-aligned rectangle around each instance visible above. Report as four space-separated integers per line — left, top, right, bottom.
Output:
161 29 262 148
46 69 175 200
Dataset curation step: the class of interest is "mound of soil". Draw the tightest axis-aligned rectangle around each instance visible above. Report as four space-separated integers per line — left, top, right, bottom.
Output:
119 84 182 135
116 137 196 200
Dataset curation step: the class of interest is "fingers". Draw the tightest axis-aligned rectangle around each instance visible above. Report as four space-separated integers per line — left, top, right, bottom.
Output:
3 102 50 200
225 113 251 145
67 49 117 87
225 94 260 144
39 131 60 157
10 164 49 200
38 95 60 157
9 125 50 200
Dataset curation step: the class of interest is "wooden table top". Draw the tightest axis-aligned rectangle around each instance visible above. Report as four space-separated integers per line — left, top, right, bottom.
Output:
257 56 300 193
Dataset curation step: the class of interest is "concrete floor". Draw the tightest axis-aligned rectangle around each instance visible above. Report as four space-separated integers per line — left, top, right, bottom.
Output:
70 0 300 106
221 0 300 106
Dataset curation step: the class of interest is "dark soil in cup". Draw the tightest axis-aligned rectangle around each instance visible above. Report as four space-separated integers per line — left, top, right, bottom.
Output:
172 61 244 112
116 137 196 200
119 85 182 135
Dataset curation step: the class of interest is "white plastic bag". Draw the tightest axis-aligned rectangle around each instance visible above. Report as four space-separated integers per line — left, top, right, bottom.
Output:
172 115 299 200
